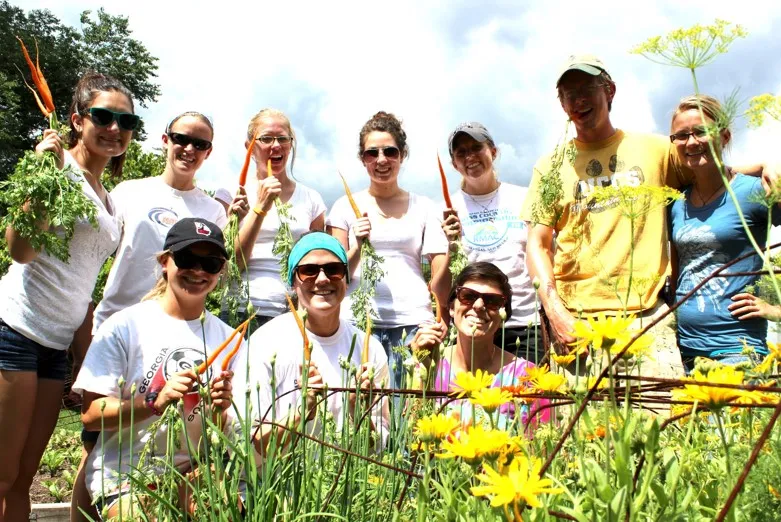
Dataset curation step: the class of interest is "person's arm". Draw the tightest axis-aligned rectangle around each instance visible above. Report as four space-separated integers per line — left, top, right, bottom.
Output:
728 293 781 322
235 176 281 270
328 214 371 278
728 163 779 195
309 212 325 232
526 223 576 352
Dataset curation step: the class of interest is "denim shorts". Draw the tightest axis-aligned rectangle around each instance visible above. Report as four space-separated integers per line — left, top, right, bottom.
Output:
0 318 67 380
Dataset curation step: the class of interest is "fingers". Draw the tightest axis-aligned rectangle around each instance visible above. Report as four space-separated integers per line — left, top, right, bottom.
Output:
728 293 760 320
353 216 372 240
441 213 462 241
35 130 65 168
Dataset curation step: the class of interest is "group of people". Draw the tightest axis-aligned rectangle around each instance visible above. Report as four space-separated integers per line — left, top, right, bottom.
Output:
0 52 777 520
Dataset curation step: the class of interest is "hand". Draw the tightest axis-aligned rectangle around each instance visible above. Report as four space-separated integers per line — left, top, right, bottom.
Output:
229 187 249 220
256 176 282 212
352 213 372 243
548 306 577 355
35 129 65 169
297 363 323 421
757 163 781 196
729 292 781 321
154 369 197 411
442 209 462 243
208 370 234 410
410 321 448 353
349 362 378 415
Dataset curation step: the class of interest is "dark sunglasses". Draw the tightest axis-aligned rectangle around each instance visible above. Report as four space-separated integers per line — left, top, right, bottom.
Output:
362 146 400 162
85 107 140 131
168 132 213 151
455 286 506 311
172 250 225 274
295 262 348 282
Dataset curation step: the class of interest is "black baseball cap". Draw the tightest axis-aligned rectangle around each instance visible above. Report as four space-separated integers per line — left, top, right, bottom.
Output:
163 217 228 258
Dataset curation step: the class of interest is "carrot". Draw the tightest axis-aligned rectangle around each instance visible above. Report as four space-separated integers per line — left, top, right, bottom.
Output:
437 152 453 209
220 322 249 371
238 129 260 187
196 314 256 375
286 294 311 361
16 36 55 118
362 306 372 365
267 158 272 179
338 171 362 219
429 283 442 324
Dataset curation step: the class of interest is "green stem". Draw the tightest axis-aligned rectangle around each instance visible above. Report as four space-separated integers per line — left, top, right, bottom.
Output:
714 410 732 476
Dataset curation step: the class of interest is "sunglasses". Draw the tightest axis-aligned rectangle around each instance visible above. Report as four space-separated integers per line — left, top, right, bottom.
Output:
256 135 293 146
168 132 213 151
362 146 400 162
455 286 506 311
295 262 348 282
172 250 226 274
85 107 140 131
669 126 709 144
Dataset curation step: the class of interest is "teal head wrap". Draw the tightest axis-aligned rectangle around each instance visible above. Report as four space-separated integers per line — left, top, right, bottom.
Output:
287 232 349 286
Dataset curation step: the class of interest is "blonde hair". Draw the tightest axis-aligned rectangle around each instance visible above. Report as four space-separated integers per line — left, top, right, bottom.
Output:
141 251 171 302
247 108 297 176
671 94 732 153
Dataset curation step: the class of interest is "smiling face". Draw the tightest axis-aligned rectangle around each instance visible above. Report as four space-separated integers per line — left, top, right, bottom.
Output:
450 279 505 340
670 108 729 173
162 243 224 302
252 115 293 177
558 70 614 138
450 134 496 183
361 131 402 186
293 250 347 319
73 90 134 159
163 116 214 177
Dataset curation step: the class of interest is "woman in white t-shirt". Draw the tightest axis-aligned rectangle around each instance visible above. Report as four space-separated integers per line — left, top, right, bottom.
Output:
441 122 542 363
73 218 241 519
235 109 327 327
327 111 449 388
0 72 132 519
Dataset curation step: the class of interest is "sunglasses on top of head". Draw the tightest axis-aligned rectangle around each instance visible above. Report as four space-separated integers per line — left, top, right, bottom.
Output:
295 262 348 283
455 286 506 311
167 132 213 151
85 107 140 131
362 146 400 162
172 249 225 274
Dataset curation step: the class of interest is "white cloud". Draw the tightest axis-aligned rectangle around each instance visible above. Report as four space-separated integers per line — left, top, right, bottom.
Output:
19 0 781 205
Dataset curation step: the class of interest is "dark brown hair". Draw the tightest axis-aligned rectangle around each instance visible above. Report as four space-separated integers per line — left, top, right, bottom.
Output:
448 261 513 320
358 111 409 160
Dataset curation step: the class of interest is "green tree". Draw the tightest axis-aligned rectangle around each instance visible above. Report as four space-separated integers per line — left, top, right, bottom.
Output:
0 1 160 177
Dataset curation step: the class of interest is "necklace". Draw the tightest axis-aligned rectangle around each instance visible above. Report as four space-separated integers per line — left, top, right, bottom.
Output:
464 184 500 216
692 172 733 207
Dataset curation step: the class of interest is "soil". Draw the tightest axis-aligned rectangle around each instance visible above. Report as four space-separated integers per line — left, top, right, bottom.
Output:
30 470 71 504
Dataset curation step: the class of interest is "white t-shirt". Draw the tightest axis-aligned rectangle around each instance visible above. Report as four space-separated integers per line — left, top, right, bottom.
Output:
72 300 245 500
93 177 228 331
0 152 120 349
234 313 389 442
327 191 448 327
448 183 537 327
243 177 326 316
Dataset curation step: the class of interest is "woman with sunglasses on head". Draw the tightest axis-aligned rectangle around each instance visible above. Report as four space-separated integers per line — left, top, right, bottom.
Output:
669 95 781 373
440 123 541 363
234 109 327 329
72 218 240 520
410 262 549 430
328 111 449 387
235 232 389 456
0 72 131 520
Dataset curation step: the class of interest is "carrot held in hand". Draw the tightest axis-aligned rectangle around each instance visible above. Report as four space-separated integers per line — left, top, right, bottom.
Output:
238 129 260 187
267 158 273 179
221 321 249 371
437 152 453 209
429 283 442 324
286 294 311 361
197 314 256 375
339 171 362 219
362 305 372 365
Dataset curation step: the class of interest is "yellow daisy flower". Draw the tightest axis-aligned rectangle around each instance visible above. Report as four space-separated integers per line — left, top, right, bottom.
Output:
437 426 510 464
471 454 564 510
551 352 576 366
450 369 494 398
527 365 568 393
569 313 636 352
671 365 765 410
469 387 513 414
414 413 460 443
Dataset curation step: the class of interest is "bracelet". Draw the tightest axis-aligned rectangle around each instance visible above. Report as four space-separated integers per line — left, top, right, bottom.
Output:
145 392 164 416
253 205 267 217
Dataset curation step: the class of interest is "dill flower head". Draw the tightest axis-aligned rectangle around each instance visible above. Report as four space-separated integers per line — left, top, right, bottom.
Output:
414 413 460 443
527 365 568 394
471 455 564 510
469 387 513 414
451 369 495 398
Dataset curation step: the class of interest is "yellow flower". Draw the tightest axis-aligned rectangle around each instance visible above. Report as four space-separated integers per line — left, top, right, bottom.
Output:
755 341 781 373
671 365 767 410
569 313 636 353
469 387 513 414
437 426 510 464
527 365 568 393
551 352 576 366
747 93 781 128
608 331 654 359
769 484 781 500
471 454 564 510
414 413 460 443
451 369 494 398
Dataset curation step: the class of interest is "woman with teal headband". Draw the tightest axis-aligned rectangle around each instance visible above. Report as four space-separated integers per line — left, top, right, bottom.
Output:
234 232 390 454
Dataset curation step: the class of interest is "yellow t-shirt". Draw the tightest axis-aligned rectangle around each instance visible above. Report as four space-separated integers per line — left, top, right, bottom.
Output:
520 130 688 315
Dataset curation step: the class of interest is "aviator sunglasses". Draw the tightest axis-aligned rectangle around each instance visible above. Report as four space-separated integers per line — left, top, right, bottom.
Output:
455 286 506 311
85 107 140 131
295 262 348 282
362 146 400 162
168 132 213 151
172 249 225 274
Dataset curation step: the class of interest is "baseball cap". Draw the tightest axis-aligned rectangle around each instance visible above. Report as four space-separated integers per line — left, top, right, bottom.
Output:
448 122 494 155
163 217 228 259
556 54 611 86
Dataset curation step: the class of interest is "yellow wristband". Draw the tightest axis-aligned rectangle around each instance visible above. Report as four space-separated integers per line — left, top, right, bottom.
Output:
253 205 267 217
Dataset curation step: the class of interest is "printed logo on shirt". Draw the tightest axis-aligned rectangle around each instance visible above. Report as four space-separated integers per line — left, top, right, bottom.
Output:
571 161 645 214
148 207 179 227
462 208 526 252
194 221 211 236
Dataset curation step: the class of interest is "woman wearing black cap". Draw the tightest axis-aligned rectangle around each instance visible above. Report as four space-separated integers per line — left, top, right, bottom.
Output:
441 122 542 363
72 218 241 519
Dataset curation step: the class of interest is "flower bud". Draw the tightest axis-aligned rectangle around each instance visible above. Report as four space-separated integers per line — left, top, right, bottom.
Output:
200 311 206 324
130 383 137 395
117 376 126 388
498 308 507 322
532 277 540 290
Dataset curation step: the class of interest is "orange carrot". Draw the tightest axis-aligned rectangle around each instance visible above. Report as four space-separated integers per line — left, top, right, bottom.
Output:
286 294 311 360
238 129 260 187
429 283 442 323
362 307 372 365
16 36 55 118
221 322 249 371
266 158 272 179
338 171 362 219
196 314 255 375
437 152 453 209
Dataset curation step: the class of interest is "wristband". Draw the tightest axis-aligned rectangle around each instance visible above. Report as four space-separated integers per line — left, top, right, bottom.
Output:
145 391 164 416
253 205 267 217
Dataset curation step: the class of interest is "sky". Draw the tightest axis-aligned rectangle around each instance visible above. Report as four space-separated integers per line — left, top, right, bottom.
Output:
16 0 781 207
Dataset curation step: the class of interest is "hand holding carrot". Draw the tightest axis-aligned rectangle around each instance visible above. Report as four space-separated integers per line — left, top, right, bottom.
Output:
228 186 249 220
410 321 448 353
256 175 282 213
441 209 462 243
349 362 378 416
153 369 198 412
208 370 234 411
35 129 65 170
352 213 372 243
298 363 323 421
